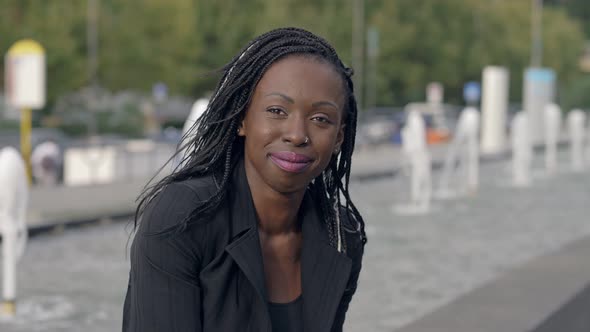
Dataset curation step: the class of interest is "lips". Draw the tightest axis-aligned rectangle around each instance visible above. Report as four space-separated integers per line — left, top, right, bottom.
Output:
269 151 313 173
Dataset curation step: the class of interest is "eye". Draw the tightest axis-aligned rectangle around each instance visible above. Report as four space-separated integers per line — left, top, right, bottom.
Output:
266 107 287 117
311 115 334 125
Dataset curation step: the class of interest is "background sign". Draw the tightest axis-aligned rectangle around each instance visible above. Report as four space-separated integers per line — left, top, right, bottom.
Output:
463 81 481 105
5 39 46 109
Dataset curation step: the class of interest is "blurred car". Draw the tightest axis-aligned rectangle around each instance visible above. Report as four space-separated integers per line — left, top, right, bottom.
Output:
360 117 397 145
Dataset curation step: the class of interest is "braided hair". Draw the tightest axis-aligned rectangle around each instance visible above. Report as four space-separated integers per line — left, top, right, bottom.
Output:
135 27 367 252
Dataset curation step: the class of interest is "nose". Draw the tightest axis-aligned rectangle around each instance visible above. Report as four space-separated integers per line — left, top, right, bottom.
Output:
282 115 309 146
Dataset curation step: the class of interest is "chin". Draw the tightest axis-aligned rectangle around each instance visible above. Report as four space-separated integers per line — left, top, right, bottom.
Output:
269 177 311 195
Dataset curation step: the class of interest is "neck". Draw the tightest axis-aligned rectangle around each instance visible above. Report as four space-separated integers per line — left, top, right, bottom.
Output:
244 166 306 236
256 190 305 235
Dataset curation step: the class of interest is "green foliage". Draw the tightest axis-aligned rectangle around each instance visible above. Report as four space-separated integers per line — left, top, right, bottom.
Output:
0 0 585 112
372 0 584 105
0 1 86 105
560 75 590 111
547 0 590 38
96 103 144 138
99 0 201 95
0 119 20 130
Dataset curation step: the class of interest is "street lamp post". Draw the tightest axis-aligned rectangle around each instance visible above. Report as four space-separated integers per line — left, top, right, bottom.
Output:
352 0 365 111
531 0 543 67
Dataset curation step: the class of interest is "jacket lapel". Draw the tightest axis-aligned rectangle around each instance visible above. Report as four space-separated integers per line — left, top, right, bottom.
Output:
301 193 352 332
224 160 268 302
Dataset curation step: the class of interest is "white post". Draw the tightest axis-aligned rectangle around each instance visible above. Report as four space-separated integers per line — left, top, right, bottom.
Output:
461 107 480 192
567 109 586 171
182 98 209 139
523 68 556 144
400 110 431 213
481 66 509 155
0 147 29 317
177 98 209 167
544 103 561 174
437 107 480 197
511 111 533 187
2 224 17 313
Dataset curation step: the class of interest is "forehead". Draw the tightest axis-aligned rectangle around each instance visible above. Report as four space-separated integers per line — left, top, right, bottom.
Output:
253 55 346 106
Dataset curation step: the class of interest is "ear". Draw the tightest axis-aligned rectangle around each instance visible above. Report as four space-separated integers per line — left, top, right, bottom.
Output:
237 120 246 137
334 123 346 154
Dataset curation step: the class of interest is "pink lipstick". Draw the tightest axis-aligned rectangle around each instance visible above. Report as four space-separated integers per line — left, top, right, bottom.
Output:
269 151 312 173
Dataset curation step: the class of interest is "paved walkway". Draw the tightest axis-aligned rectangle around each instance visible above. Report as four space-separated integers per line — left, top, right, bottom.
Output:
2 146 589 331
347 148 590 331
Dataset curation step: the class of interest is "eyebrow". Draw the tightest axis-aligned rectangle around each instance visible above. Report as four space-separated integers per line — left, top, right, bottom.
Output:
264 92 338 109
264 92 294 104
311 101 338 110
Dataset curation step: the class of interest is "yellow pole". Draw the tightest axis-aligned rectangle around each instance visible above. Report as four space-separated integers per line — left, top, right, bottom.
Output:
0 300 16 316
20 107 32 184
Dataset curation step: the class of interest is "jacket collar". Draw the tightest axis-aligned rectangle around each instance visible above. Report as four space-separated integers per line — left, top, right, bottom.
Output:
300 192 353 332
228 158 258 238
224 159 267 302
224 159 352 332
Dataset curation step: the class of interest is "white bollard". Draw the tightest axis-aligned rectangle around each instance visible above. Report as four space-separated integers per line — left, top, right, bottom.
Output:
544 103 562 174
437 107 480 197
511 111 533 187
182 98 209 139
481 66 509 155
461 107 480 192
523 68 556 144
567 109 586 172
176 98 209 167
0 147 29 317
396 110 432 214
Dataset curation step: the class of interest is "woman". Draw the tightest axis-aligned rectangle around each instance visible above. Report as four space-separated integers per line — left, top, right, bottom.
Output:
123 27 367 332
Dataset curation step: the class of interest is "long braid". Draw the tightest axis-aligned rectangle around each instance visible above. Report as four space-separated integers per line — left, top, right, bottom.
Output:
135 27 367 248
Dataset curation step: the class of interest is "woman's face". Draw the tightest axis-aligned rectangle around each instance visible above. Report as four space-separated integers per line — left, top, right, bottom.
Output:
239 55 346 195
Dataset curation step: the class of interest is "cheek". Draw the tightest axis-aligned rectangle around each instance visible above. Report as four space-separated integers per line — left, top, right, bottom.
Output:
245 121 276 150
312 129 339 154
256 126 276 145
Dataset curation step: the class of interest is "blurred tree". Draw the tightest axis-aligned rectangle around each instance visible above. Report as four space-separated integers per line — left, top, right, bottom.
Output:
542 7 585 91
191 0 265 94
99 0 201 96
190 0 355 100
0 1 87 107
256 0 353 63
0 0 585 114
547 0 590 38
371 0 584 105
561 75 590 110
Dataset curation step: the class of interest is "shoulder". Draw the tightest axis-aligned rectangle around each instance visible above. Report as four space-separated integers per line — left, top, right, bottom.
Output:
138 174 219 235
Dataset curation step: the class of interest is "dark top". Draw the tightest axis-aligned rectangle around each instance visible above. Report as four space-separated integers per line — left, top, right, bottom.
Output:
268 296 303 332
123 159 365 332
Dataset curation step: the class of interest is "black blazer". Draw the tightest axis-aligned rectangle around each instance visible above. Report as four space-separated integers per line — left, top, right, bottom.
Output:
123 160 365 331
